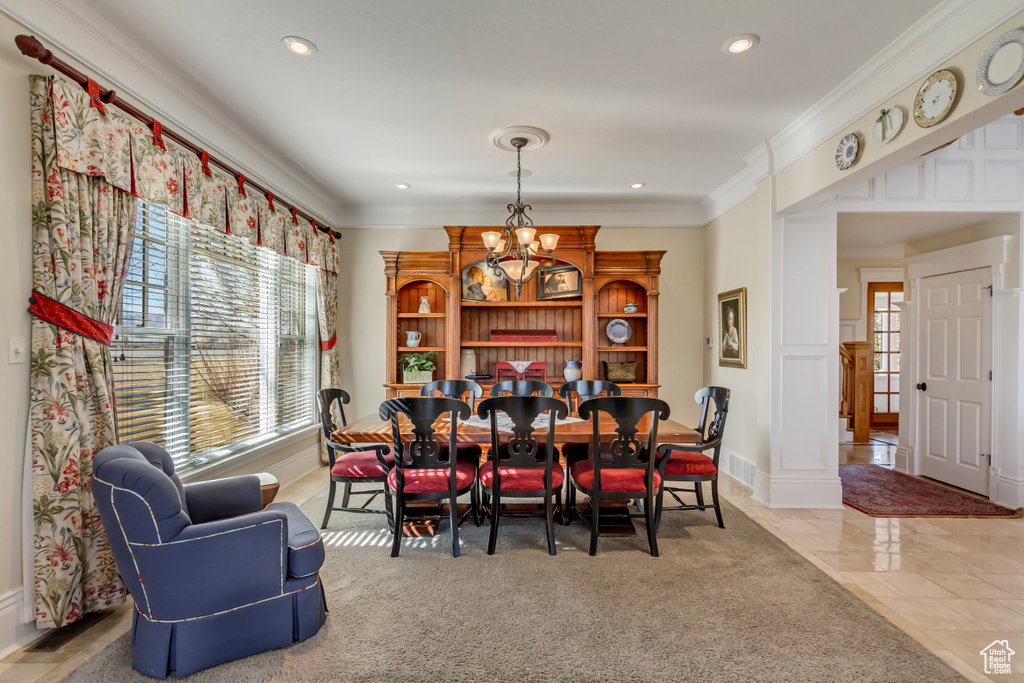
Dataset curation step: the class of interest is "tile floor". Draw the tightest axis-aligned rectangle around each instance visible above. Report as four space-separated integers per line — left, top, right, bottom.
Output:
4 462 1022 683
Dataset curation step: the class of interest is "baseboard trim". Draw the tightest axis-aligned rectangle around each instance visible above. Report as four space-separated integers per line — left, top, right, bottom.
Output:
752 472 844 509
894 445 914 475
264 443 322 490
0 589 48 660
996 474 1024 509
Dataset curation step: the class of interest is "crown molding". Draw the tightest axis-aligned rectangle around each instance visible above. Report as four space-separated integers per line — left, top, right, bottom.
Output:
838 245 906 260
0 0 342 225
700 142 771 225
339 202 707 229
768 0 1023 173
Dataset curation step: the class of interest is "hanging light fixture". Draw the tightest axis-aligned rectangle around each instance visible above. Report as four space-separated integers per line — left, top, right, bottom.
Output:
482 137 559 297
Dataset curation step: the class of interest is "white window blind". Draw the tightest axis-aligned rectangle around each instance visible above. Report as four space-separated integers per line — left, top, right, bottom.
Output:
112 201 317 474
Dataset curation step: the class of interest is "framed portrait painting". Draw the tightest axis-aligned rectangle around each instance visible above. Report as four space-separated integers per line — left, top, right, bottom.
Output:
461 261 510 302
718 288 746 368
537 264 582 300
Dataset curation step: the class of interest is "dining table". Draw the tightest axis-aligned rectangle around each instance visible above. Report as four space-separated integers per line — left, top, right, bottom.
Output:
331 411 702 538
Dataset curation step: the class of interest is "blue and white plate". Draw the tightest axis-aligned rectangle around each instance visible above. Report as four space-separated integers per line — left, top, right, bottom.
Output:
605 318 632 345
835 132 860 171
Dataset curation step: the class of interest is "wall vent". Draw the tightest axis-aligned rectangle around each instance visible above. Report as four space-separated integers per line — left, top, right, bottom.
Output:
722 449 756 489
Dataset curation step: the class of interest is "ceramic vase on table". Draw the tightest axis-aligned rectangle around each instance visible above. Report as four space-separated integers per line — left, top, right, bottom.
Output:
563 360 582 382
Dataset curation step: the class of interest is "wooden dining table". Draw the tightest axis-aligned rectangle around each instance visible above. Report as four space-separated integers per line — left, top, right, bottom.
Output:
331 412 701 538
331 413 701 449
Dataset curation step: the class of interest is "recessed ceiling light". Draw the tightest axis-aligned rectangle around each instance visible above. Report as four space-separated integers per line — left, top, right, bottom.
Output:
629 182 646 189
722 33 760 54
394 183 411 190
282 36 318 56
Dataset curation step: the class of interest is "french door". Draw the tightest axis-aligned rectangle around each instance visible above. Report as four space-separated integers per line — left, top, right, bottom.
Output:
867 282 903 430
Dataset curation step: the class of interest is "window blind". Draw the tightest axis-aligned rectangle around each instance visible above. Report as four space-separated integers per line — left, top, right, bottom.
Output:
113 201 317 474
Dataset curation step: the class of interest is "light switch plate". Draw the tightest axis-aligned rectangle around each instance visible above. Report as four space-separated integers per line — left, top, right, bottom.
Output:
8 337 26 364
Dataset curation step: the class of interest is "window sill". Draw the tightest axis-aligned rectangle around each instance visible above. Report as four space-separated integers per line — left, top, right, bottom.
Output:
179 423 320 483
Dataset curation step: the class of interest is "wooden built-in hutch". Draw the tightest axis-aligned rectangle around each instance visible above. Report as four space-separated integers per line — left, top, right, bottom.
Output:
382 226 664 399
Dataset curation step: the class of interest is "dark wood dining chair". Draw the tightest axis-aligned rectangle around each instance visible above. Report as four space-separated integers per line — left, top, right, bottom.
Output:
655 386 731 529
476 396 568 555
318 389 393 529
489 379 554 398
420 380 485 466
558 380 621 413
567 396 670 557
379 397 479 557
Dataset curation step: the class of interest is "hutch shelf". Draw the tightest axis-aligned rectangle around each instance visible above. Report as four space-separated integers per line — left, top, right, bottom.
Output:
381 226 663 399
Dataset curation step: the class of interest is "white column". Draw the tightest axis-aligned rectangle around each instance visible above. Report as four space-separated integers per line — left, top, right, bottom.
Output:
756 210 843 508
994 289 1024 507
894 300 915 474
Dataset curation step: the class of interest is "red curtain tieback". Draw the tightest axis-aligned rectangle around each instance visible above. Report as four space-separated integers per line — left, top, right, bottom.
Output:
320 334 337 351
28 290 113 345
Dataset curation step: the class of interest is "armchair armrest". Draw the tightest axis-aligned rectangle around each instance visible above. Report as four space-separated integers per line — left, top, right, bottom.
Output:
183 475 263 524
130 509 290 622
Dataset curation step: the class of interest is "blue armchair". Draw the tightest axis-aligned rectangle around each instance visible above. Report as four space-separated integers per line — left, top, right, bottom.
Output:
92 442 327 678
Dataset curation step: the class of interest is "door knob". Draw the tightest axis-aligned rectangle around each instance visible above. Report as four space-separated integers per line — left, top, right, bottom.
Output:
916 382 927 391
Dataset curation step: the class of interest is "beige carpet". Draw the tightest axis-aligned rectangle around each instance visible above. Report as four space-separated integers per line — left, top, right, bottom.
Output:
61 487 965 682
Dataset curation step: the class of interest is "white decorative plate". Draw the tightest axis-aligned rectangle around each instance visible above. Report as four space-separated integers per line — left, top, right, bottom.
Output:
977 28 1024 97
870 107 903 146
605 318 632 345
914 69 958 128
835 133 860 171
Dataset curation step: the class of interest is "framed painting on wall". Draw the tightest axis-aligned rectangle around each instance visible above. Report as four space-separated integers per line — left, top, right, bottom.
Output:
718 287 746 368
461 261 510 302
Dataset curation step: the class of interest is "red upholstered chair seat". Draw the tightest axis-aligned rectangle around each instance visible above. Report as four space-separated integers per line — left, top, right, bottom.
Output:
662 451 718 477
479 463 564 491
330 449 394 478
387 461 477 493
569 460 660 493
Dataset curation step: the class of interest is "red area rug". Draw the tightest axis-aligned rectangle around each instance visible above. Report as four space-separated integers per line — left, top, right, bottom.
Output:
839 465 1022 518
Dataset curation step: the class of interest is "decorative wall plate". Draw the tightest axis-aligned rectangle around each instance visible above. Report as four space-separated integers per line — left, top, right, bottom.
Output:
835 132 860 171
914 69 958 128
977 28 1024 96
870 107 904 146
605 318 633 344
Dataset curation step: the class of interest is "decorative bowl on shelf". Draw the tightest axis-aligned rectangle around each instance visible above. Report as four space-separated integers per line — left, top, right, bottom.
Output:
624 302 638 313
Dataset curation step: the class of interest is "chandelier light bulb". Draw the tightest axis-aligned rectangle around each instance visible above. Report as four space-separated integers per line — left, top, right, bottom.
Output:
516 226 537 245
538 233 559 251
481 231 502 250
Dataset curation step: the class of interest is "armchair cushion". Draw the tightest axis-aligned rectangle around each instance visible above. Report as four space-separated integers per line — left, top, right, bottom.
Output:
570 460 660 493
330 449 394 478
661 450 718 477
184 475 263 524
387 461 476 493
267 502 325 579
479 462 564 491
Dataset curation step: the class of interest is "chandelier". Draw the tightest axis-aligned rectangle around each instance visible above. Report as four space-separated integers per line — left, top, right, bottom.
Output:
481 137 558 297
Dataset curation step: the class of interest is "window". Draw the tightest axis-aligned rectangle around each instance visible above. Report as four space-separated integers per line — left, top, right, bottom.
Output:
113 201 318 474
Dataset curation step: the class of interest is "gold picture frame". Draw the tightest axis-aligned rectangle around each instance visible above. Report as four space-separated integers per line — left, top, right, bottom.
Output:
718 287 746 368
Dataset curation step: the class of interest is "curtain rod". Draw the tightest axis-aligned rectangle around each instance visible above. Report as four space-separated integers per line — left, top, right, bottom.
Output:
14 34 342 240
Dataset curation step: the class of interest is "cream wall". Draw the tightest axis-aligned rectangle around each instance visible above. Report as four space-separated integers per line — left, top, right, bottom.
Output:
837 258 905 320
336 226 706 426
0 11 36 601
702 181 771 473
905 214 1021 289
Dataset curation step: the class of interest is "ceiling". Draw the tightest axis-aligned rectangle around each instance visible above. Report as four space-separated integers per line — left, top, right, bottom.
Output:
837 212 1016 246
79 0 941 221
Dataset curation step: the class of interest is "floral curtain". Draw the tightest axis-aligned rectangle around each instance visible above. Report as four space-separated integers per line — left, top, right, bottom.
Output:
29 76 135 628
311 230 340 462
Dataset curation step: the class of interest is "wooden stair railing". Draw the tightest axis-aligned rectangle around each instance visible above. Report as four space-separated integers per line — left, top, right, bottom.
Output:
840 342 872 444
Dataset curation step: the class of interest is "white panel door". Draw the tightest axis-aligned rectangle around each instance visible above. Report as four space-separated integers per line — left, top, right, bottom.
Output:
917 267 991 495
